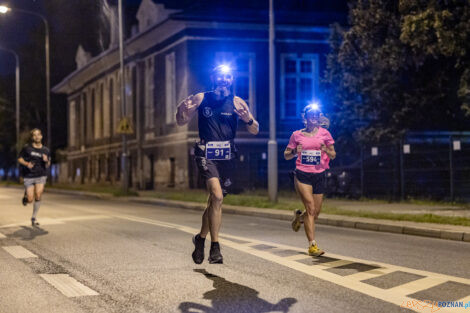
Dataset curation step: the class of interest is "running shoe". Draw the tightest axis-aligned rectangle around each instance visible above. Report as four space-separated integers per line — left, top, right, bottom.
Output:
191 234 205 264
208 242 223 264
22 195 28 206
31 218 40 227
308 243 324 257
291 209 303 232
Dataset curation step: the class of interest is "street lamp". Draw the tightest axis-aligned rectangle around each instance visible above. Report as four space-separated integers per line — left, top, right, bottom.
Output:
0 47 20 175
118 0 129 193
268 0 278 202
0 5 51 161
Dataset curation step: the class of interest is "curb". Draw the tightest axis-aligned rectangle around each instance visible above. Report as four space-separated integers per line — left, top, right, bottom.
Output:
83 191 470 243
5 186 470 243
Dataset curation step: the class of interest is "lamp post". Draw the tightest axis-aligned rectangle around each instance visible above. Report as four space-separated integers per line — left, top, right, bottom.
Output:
268 0 278 202
0 47 20 172
0 6 51 159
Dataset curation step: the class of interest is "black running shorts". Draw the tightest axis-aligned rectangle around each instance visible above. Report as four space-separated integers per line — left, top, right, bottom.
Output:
195 144 235 196
294 169 327 194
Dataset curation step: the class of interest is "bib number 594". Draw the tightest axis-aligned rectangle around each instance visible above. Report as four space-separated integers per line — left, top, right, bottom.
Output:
301 150 321 165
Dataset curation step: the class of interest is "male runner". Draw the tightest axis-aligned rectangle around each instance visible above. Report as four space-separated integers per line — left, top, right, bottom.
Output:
176 65 259 264
17 128 50 227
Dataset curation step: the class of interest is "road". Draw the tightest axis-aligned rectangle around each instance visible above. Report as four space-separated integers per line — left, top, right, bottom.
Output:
1 187 469 313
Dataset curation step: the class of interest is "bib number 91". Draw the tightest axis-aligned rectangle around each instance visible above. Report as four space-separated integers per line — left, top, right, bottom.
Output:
206 141 231 160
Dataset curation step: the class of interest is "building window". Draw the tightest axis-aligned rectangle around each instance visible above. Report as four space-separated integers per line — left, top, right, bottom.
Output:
81 93 87 146
69 100 77 147
215 52 256 117
113 74 121 135
93 88 101 139
131 66 137 128
109 78 114 136
100 83 105 138
145 57 155 128
88 90 94 142
280 54 319 119
165 52 176 124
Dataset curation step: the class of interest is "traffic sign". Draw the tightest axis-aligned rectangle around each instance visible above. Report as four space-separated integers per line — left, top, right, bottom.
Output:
116 117 134 134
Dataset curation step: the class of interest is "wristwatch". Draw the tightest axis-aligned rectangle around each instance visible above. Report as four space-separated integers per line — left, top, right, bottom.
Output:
246 119 254 126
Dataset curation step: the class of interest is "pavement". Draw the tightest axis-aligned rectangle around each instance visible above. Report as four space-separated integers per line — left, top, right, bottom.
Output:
3 188 469 313
29 186 470 243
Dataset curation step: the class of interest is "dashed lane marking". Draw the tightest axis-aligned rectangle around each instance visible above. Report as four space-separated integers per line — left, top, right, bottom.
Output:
3 245 38 258
39 274 99 297
115 214 470 313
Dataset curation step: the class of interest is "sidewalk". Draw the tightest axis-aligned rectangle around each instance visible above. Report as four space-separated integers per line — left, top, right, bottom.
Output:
40 187 470 243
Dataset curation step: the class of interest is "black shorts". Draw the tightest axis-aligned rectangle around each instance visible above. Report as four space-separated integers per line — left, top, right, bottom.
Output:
195 144 235 196
294 169 327 194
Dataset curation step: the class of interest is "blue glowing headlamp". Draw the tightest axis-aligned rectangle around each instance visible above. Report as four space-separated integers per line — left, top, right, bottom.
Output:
212 64 233 76
303 102 321 116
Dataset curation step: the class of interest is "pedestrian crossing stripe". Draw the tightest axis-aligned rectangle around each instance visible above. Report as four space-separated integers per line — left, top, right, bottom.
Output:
116 117 134 134
113 214 470 313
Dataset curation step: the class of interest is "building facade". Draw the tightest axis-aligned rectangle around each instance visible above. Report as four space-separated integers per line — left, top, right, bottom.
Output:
52 0 345 191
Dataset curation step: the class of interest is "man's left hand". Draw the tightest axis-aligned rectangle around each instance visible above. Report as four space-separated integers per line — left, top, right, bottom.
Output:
42 154 49 163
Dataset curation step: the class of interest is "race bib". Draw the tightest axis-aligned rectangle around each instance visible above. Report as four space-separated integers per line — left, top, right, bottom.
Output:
301 150 321 165
206 141 231 160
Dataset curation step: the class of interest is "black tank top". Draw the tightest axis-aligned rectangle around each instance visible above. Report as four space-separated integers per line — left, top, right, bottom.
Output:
198 92 238 144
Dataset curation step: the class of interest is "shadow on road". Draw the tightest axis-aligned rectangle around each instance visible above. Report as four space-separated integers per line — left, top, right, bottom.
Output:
179 269 297 313
11 226 48 241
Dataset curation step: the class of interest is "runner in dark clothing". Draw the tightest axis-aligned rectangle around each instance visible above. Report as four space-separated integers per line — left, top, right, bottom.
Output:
176 65 259 264
17 128 50 227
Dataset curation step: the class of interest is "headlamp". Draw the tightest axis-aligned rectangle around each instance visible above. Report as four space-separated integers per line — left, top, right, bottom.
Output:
303 102 321 116
212 64 233 76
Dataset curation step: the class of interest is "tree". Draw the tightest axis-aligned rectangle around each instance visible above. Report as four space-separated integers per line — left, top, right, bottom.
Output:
325 0 470 144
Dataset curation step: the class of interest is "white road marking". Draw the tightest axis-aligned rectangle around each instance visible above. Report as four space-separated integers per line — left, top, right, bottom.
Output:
39 274 99 297
0 215 111 229
345 268 396 281
0 232 6 239
388 277 449 296
57 215 111 222
313 259 354 269
3 245 37 258
458 295 470 303
115 213 470 313
284 254 310 261
0 218 64 228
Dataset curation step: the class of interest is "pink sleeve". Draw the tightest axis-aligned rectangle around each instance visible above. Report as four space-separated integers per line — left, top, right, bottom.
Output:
324 130 335 146
287 132 297 149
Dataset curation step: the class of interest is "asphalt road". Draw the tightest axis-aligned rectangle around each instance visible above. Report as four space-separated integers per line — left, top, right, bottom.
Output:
1 187 469 313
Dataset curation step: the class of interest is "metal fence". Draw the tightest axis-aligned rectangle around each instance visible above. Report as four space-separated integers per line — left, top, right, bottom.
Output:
327 132 470 202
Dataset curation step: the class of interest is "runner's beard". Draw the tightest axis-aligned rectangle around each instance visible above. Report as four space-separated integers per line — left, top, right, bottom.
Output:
215 84 231 96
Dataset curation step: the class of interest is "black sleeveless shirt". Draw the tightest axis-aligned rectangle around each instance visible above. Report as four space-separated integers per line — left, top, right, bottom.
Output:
198 92 238 144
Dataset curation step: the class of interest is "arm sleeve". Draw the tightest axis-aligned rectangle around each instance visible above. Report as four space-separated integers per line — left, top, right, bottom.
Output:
324 130 335 146
286 133 297 150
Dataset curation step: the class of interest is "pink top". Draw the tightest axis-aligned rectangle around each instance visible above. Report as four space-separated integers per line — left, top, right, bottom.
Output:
287 127 335 173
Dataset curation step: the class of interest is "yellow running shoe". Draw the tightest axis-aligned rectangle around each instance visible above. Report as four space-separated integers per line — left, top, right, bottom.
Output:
308 243 324 257
291 209 303 232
